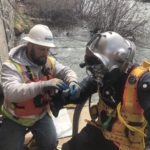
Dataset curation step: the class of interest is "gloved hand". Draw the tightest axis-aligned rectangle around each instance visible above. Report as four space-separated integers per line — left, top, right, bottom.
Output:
69 82 81 99
41 78 69 93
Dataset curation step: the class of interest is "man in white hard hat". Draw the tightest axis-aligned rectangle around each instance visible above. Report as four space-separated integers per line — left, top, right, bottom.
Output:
0 24 80 150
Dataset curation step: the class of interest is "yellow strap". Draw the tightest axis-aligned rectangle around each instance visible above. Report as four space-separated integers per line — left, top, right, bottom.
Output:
143 61 150 68
6 60 26 81
28 67 35 79
48 56 54 77
6 57 55 81
117 102 147 137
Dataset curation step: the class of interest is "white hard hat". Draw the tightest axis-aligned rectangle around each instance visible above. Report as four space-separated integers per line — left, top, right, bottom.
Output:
23 24 55 47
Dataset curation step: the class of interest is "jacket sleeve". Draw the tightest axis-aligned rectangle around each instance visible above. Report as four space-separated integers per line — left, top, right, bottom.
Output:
71 76 98 104
1 62 42 102
137 72 150 123
53 59 78 84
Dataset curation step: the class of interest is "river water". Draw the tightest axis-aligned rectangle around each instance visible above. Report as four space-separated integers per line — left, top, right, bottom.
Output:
53 0 150 81
53 26 89 81
18 1 150 81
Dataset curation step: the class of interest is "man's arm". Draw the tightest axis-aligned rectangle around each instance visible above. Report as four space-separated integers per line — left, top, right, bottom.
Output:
138 72 150 122
74 76 98 104
50 76 97 117
1 62 65 102
1 62 42 102
53 59 78 84
51 76 97 106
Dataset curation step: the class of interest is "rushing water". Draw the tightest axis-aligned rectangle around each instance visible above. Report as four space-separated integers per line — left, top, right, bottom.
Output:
53 27 90 81
52 1 150 80
53 32 150 82
18 1 150 81
135 1 150 63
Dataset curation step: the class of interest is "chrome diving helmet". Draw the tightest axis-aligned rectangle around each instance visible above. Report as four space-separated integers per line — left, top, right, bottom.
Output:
84 31 136 85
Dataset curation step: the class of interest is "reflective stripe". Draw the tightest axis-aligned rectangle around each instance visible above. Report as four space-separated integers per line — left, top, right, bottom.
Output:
48 56 54 78
3 56 55 125
2 106 46 126
143 61 150 68
9 60 26 81
28 66 35 79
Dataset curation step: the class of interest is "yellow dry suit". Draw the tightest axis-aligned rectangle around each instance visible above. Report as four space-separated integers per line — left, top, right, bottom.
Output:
89 61 150 150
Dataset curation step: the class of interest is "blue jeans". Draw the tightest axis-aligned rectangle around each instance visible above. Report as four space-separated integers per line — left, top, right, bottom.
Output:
0 114 57 150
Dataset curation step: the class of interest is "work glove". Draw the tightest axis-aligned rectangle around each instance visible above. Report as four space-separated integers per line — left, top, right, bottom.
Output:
41 78 69 94
69 82 81 100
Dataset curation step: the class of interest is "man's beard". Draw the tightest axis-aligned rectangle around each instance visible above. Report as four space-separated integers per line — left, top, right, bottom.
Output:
30 49 47 66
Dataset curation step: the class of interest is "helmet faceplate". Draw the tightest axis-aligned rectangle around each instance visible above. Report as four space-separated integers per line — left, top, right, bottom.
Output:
84 31 136 84
85 31 136 72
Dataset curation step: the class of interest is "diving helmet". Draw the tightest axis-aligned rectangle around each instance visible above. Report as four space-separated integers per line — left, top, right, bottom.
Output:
84 31 136 84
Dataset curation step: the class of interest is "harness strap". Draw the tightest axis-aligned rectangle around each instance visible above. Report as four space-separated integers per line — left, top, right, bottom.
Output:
117 102 147 137
6 60 26 81
26 66 34 81
48 56 54 78
8 56 55 82
122 66 147 114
